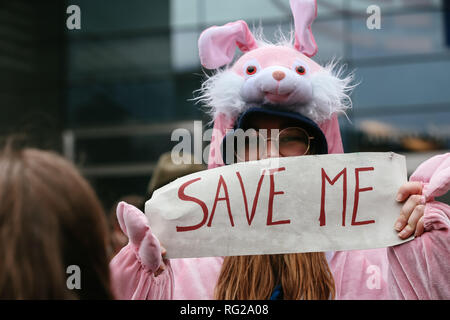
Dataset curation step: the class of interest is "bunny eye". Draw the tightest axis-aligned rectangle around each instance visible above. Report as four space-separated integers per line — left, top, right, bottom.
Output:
292 61 308 76
295 66 306 75
246 65 258 75
243 59 260 77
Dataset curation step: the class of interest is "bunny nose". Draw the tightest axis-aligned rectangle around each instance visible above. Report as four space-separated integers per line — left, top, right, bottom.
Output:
272 71 286 81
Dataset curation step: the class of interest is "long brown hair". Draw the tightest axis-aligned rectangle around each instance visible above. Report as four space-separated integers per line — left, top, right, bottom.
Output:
215 253 335 300
0 146 113 299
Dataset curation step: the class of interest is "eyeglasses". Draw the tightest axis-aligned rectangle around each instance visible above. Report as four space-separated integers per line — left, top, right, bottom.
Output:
231 127 314 162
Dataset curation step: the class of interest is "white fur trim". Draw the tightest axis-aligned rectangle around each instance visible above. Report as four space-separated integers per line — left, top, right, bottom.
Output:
295 60 356 123
194 61 356 124
193 69 246 123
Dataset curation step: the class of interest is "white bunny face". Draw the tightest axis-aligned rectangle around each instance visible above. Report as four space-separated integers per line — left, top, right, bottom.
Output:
240 63 313 106
196 0 356 124
233 46 315 107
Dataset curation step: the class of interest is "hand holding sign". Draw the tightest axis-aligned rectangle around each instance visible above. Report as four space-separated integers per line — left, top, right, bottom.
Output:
145 152 412 259
395 181 425 238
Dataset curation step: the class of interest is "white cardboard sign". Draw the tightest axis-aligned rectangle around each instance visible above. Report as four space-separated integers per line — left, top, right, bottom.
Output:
145 152 411 259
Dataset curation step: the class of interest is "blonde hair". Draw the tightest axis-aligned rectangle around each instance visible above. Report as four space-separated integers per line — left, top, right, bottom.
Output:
214 253 335 300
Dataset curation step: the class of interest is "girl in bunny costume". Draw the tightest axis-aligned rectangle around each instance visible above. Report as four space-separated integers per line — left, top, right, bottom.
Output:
110 0 449 299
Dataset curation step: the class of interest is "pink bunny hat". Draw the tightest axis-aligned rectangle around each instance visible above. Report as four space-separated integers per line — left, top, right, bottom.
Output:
195 0 356 168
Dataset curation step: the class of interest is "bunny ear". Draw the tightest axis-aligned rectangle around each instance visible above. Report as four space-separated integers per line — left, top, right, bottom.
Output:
198 20 258 69
290 0 318 57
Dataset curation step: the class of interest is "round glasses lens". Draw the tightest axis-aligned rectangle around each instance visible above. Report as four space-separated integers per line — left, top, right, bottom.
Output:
278 127 310 156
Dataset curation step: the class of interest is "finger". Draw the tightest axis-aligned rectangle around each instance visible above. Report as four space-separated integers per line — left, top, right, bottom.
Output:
414 216 425 237
154 262 166 277
154 244 168 277
395 194 423 231
396 182 422 202
398 204 425 239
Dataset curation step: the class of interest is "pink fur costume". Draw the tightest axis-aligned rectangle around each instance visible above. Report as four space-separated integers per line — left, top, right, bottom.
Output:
109 0 449 300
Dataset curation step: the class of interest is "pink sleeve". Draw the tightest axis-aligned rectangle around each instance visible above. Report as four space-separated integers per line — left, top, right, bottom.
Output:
329 248 392 299
409 152 450 201
109 202 174 300
110 245 174 300
388 153 450 299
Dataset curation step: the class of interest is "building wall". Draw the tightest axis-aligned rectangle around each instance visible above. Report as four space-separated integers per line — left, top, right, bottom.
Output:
0 1 65 150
